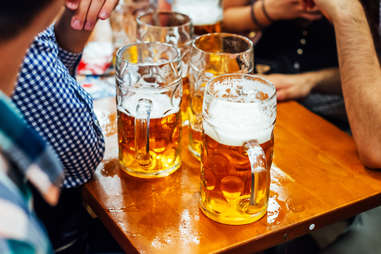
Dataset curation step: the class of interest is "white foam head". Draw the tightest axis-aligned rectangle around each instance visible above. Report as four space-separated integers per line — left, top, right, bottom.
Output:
120 91 180 119
173 0 223 26
203 79 276 146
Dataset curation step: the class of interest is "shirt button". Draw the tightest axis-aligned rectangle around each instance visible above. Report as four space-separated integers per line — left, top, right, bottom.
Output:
297 48 303 55
300 38 306 45
294 62 300 69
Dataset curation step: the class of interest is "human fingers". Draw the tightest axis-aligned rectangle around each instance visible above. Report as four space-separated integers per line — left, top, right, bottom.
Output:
300 12 323 21
276 87 292 101
84 0 106 31
158 0 172 11
70 0 91 30
307 5 320 12
66 0 80 10
98 0 119 20
264 74 289 88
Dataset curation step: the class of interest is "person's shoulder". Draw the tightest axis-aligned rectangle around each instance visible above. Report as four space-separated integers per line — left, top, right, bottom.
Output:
0 179 52 254
0 183 34 253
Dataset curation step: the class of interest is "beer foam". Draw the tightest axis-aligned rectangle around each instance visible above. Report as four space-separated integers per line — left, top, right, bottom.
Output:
203 80 276 146
173 0 223 26
119 92 180 119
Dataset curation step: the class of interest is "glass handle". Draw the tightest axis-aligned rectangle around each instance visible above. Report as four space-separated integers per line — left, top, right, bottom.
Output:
135 98 153 166
244 140 267 206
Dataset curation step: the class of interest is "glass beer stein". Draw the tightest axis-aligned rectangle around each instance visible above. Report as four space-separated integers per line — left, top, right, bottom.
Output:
188 33 253 159
137 11 193 125
116 42 182 178
172 0 223 35
200 74 276 225
110 0 156 63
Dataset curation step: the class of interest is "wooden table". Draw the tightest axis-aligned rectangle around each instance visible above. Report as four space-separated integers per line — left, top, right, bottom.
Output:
83 97 381 254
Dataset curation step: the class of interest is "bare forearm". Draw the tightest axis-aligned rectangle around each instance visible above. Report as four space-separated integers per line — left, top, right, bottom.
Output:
223 2 270 32
54 8 91 53
224 6 256 32
333 5 381 167
223 0 249 9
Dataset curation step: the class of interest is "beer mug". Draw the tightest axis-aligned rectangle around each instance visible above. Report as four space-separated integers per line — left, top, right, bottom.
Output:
200 74 276 225
172 0 223 35
188 33 253 159
116 42 182 178
137 11 193 125
110 0 156 61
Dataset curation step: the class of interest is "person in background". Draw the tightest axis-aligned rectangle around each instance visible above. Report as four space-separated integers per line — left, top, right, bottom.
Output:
10 0 118 252
313 0 381 253
223 0 347 129
0 0 65 253
268 1 381 253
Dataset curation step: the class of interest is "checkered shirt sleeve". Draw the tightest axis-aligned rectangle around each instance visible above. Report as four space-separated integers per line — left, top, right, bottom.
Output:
58 45 81 76
11 25 105 188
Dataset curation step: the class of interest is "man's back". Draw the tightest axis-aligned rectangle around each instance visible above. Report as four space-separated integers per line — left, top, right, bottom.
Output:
0 92 63 253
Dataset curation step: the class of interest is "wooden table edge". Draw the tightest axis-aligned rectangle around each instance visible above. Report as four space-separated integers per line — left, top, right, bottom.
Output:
83 183 381 254
82 187 140 254
216 192 381 254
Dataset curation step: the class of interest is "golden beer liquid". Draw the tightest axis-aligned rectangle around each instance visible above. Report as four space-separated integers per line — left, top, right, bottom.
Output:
194 20 222 36
181 76 190 125
200 134 274 225
189 56 242 158
188 88 203 158
117 109 181 178
189 33 252 158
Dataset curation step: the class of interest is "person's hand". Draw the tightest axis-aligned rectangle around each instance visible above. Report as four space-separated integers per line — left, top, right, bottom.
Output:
158 0 172 11
265 0 322 22
65 0 119 31
264 73 316 101
310 0 363 22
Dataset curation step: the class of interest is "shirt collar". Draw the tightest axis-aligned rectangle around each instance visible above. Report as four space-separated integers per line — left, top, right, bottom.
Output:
0 91 63 205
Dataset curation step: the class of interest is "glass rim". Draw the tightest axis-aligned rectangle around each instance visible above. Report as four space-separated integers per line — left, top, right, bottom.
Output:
192 32 253 57
205 73 276 103
136 11 192 29
116 41 182 67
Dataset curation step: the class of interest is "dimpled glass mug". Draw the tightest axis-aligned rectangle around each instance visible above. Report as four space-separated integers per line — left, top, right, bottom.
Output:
200 74 276 225
116 42 183 178
188 33 254 159
136 11 193 126
172 0 223 35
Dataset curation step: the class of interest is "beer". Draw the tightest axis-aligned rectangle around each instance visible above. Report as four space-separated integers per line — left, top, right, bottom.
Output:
181 76 190 125
110 0 156 64
116 42 182 178
172 0 223 35
200 135 273 225
118 93 181 178
136 12 192 125
200 74 276 225
194 21 222 36
188 33 254 158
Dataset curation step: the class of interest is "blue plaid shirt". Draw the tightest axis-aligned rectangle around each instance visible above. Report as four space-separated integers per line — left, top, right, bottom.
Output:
0 91 63 254
12 25 105 188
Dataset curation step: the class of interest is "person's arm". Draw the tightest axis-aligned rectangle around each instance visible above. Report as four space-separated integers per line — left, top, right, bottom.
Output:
11 25 105 188
54 8 91 54
223 0 250 9
158 0 172 11
54 0 117 75
223 0 322 33
223 2 266 32
315 0 381 168
55 0 118 53
265 68 341 101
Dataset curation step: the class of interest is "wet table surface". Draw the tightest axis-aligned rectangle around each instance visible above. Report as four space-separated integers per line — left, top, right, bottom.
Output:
83 97 381 254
